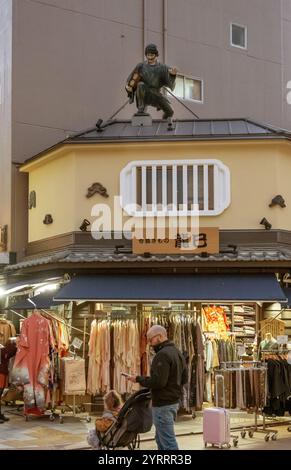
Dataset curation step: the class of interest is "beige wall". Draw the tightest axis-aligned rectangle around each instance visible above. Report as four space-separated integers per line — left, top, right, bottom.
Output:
27 152 76 241
22 139 291 242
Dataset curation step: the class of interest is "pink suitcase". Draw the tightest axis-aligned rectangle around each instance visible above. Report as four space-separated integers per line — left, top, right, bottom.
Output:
203 406 230 448
203 374 238 448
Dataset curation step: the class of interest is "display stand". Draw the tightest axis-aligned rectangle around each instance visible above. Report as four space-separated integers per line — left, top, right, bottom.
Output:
58 318 91 424
214 361 279 442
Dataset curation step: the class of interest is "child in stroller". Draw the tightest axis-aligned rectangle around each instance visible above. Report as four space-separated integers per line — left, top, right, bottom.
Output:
87 390 123 449
87 388 152 450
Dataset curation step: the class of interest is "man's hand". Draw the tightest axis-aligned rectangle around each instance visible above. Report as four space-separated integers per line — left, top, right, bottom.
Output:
169 67 177 76
125 375 137 383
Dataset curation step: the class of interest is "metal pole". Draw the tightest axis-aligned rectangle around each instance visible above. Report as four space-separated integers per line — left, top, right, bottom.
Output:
164 87 200 119
83 317 87 359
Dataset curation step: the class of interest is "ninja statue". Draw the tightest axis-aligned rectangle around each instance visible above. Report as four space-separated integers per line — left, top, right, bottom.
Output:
125 44 177 121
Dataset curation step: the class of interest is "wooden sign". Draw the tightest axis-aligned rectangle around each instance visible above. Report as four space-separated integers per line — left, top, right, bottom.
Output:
133 227 219 254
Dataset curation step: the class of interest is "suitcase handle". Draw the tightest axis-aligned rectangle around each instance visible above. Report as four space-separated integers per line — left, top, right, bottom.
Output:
215 374 226 408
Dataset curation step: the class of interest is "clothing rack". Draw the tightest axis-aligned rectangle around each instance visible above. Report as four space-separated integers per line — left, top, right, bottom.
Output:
214 363 279 442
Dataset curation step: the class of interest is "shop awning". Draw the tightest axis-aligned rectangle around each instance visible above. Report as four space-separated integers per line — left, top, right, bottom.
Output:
283 288 291 308
54 274 287 303
6 291 64 310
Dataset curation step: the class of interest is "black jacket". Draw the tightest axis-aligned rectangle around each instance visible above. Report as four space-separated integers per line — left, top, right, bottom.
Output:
136 341 187 407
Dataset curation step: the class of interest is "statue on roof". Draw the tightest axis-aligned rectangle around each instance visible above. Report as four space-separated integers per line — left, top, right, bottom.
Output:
125 43 177 121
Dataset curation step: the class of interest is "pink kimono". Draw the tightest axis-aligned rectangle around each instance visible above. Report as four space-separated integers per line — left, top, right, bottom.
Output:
12 312 52 413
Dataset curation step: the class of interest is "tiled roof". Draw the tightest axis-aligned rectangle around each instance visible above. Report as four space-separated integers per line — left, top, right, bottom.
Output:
67 118 291 143
5 245 291 272
21 118 291 166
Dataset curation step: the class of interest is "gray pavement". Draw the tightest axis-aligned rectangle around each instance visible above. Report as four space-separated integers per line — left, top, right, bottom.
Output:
0 406 290 450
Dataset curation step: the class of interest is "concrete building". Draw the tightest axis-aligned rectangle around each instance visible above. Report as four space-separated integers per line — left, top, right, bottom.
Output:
1 0 291 262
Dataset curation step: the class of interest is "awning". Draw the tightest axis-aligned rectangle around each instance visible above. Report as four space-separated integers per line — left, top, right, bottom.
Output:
7 291 64 310
283 288 291 308
54 274 287 303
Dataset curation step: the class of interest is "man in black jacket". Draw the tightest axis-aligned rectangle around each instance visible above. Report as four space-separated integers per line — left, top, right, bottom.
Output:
127 325 187 450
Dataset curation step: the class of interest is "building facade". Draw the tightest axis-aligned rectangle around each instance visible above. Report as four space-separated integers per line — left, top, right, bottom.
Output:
1 0 291 261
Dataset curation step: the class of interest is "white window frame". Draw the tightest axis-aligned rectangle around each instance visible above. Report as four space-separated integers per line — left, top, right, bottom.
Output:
230 22 247 50
120 159 230 217
170 74 204 103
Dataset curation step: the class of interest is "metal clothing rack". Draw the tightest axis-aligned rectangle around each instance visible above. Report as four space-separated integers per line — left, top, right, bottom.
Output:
259 350 291 434
214 361 279 442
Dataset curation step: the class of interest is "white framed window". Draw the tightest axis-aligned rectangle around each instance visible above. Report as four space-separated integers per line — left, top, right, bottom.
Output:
230 23 247 49
120 159 230 217
171 75 203 103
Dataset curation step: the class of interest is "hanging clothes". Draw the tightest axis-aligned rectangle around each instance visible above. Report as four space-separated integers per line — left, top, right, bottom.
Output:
215 368 267 410
11 311 53 414
263 358 291 416
0 318 16 346
87 319 111 395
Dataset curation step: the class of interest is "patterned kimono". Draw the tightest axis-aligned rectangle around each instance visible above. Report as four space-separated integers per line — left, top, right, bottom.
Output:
12 312 51 413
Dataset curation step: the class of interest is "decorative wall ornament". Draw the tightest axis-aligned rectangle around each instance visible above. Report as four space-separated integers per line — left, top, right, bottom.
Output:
269 195 286 208
86 182 109 198
43 214 53 225
0 225 8 252
79 219 91 232
260 217 272 230
28 190 36 209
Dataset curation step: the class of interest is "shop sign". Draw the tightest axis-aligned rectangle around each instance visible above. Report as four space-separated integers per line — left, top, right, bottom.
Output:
132 227 219 254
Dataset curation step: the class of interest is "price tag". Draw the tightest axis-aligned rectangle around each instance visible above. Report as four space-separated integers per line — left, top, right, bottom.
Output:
277 335 288 345
71 337 83 350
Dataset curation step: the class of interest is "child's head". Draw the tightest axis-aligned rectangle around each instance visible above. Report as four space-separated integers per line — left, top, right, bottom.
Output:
104 390 123 411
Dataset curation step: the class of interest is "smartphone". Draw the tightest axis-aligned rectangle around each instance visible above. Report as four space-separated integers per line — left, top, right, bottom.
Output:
121 372 131 378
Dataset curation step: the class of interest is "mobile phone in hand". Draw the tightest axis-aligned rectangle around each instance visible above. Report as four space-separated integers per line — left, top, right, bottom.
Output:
121 372 131 378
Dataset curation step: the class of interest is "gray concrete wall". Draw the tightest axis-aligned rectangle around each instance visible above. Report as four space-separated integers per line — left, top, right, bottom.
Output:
0 0 12 249
11 0 291 165
2 0 291 258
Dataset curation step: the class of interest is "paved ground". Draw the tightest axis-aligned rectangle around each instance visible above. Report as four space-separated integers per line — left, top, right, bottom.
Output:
0 405 290 450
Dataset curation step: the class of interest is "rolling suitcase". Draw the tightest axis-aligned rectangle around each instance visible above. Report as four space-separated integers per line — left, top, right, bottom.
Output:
203 374 238 449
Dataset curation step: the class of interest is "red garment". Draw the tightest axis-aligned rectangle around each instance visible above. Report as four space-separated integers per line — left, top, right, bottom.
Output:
0 373 8 388
14 312 51 388
13 312 52 411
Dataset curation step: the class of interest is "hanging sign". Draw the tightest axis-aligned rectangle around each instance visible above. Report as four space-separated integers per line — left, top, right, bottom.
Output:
71 337 83 350
133 227 219 254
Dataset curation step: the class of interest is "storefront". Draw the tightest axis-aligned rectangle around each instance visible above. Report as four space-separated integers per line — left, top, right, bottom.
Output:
2 117 291 437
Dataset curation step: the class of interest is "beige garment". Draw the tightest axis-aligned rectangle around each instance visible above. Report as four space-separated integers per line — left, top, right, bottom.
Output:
87 319 111 395
0 319 16 346
211 340 220 368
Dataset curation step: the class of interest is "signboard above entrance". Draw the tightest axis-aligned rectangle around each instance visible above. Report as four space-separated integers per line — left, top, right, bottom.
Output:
132 227 219 255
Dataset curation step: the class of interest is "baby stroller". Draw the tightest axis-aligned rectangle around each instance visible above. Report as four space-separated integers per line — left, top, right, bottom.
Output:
97 388 152 450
